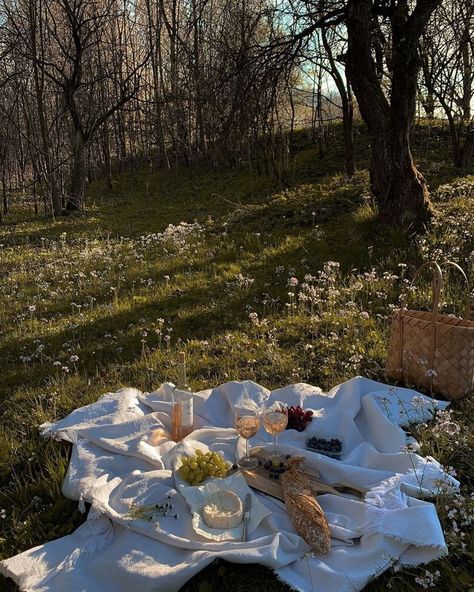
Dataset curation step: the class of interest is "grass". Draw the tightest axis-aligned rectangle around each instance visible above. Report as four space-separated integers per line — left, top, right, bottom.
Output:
0 124 473 591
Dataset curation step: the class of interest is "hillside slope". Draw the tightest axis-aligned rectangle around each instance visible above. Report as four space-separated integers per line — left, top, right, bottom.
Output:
0 127 473 591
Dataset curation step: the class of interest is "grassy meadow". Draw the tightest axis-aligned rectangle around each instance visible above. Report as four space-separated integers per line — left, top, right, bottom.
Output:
0 125 473 591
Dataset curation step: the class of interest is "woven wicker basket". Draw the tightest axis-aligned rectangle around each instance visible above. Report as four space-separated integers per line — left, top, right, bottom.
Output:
386 261 474 400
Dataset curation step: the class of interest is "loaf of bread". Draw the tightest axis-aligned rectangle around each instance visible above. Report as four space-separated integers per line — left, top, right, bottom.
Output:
280 456 331 554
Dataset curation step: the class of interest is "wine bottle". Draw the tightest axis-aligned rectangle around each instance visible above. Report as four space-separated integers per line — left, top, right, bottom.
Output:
172 352 193 441
176 351 192 392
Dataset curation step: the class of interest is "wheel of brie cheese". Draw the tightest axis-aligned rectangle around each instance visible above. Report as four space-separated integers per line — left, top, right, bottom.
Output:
202 490 243 529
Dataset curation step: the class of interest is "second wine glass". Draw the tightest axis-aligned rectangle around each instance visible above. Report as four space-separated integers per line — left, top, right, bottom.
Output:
263 401 288 460
235 406 260 469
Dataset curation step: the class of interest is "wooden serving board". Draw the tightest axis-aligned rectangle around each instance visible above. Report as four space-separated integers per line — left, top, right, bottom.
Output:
237 447 366 502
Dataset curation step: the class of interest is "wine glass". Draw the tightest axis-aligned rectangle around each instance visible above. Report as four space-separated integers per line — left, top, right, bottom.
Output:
263 401 288 460
235 406 260 469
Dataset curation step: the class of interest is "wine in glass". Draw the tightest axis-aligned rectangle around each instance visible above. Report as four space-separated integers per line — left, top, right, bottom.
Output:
263 402 288 460
235 407 260 469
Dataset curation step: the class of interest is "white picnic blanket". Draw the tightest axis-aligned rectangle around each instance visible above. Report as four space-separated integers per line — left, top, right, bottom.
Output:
1 376 457 592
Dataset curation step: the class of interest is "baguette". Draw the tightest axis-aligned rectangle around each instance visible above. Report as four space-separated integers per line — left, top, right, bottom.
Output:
280 456 331 554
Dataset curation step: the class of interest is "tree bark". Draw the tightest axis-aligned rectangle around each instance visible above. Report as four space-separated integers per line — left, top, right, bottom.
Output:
346 0 435 230
102 122 113 191
2 171 7 215
30 0 62 217
66 129 86 212
342 93 355 178
321 28 355 177
460 126 474 170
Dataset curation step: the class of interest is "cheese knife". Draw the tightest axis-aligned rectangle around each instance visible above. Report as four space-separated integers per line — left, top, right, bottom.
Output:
241 493 252 542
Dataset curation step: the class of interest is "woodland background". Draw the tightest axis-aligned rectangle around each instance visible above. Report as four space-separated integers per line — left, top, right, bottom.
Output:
0 1 473 591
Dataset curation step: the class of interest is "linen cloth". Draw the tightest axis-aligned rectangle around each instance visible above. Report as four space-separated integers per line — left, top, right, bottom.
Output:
1 376 457 592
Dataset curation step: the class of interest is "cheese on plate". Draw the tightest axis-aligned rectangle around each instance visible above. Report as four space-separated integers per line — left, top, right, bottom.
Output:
202 490 243 529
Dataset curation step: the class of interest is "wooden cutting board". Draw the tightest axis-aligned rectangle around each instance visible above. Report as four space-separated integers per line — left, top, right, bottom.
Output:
237 447 366 501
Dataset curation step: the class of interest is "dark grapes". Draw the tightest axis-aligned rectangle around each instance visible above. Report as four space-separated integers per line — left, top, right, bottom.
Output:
306 437 342 460
263 458 289 480
286 405 314 432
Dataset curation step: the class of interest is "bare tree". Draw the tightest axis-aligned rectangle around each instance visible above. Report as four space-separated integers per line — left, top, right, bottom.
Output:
419 0 474 169
266 0 441 229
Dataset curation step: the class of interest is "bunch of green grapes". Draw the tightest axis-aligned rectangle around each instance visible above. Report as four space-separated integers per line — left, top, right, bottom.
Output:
178 449 231 485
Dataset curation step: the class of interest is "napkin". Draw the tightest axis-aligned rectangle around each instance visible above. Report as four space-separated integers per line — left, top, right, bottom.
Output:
178 472 272 541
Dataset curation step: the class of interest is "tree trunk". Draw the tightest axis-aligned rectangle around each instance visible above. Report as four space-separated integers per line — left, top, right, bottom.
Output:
66 129 86 212
461 126 474 171
420 91 435 119
102 122 113 191
342 90 355 178
321 28 355 177
144 0 170 169
346 0 433 230
2 171 7 215
30 0 62 217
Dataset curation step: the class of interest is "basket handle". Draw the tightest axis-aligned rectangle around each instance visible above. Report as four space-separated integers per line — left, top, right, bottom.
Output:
401 261 443 317
444 260 471 319
401 260 471 320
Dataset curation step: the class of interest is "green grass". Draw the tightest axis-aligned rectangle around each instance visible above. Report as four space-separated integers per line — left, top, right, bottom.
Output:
0 125 473 591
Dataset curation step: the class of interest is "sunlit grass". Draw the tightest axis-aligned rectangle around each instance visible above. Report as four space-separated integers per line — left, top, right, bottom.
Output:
0 128 473 591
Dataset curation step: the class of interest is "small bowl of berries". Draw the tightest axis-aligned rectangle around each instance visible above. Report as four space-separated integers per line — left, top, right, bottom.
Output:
286 405 313 432
305 437 342 460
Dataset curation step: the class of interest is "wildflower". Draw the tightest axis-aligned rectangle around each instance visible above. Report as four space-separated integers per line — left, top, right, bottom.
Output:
249 312 258 323
432 410 461 438
349 354 363 364
411 395 430 411
425 369 438 378
70 355 79 363
28 305 36 313
444 465 457 477
414 569 440 589
62 366 70 373
360 311 370 319
233 274 254 289
288 277 299 287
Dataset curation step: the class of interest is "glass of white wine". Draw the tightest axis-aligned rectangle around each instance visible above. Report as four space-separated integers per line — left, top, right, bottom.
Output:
263 401 288 460
235 406 260 469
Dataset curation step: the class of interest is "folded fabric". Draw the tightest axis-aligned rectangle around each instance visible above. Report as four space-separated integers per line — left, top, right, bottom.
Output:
1 376 457 592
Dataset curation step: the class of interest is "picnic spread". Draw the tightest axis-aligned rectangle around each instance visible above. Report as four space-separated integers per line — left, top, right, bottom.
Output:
0 376 459 592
